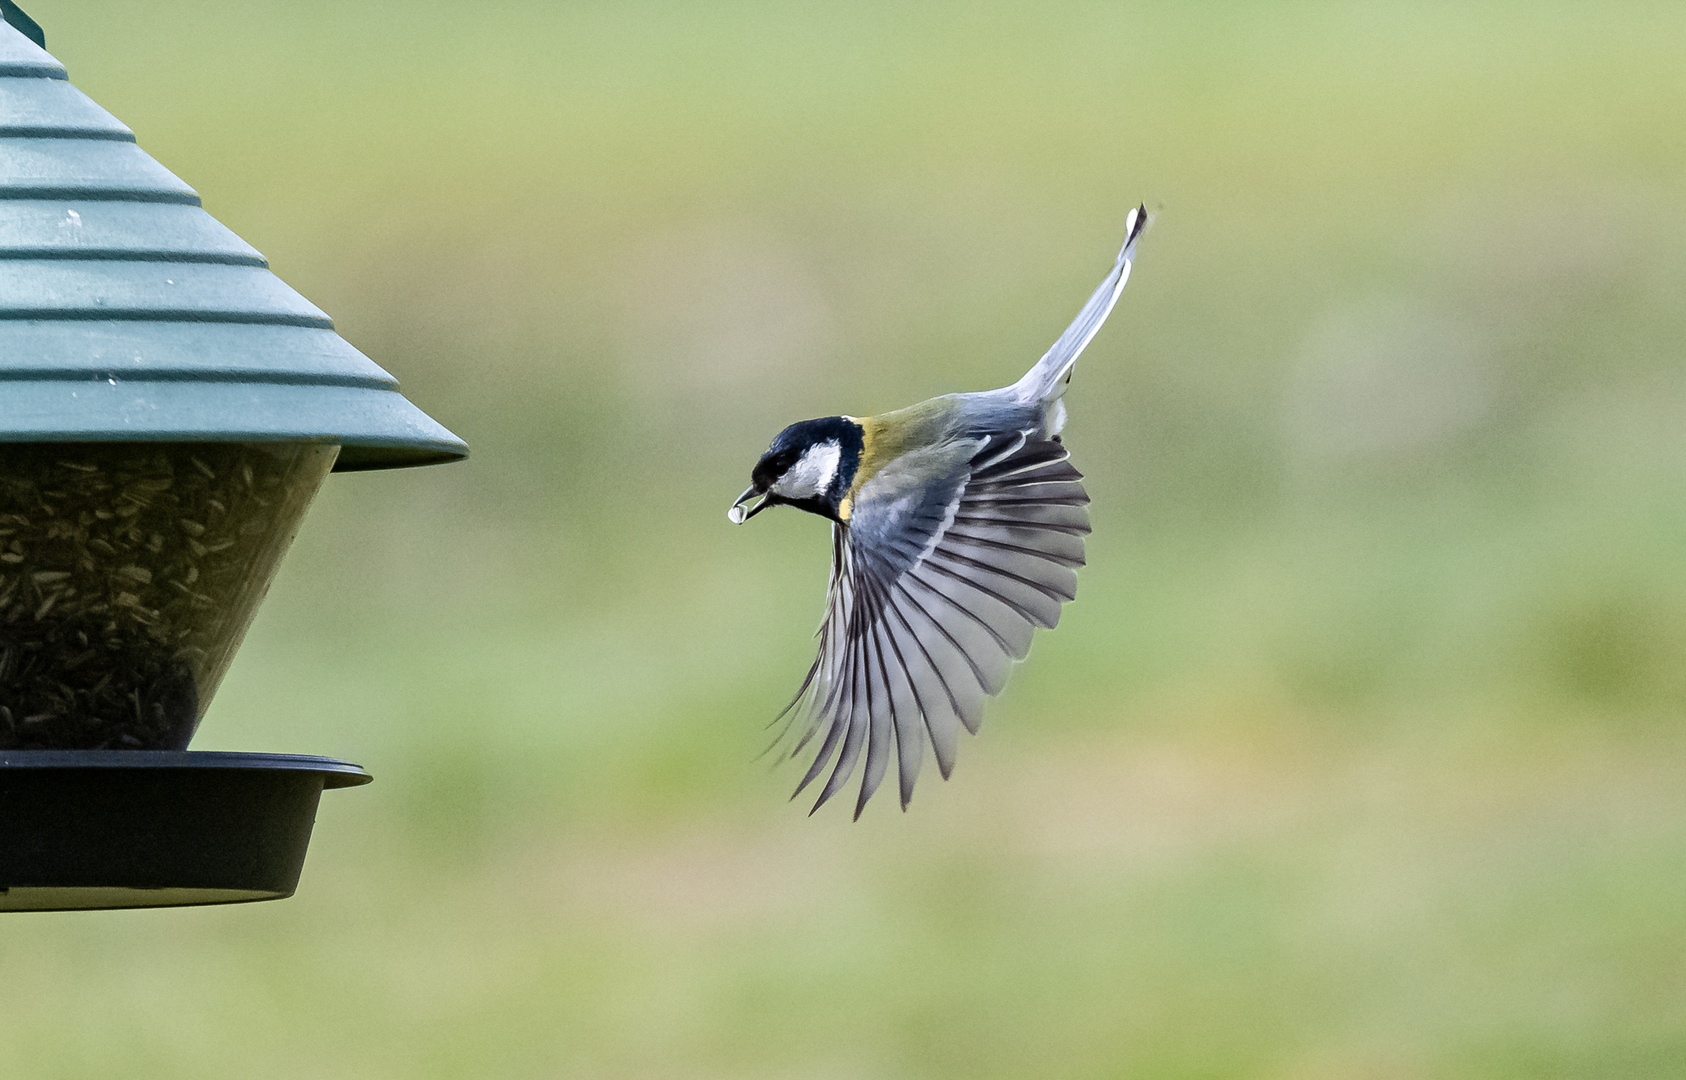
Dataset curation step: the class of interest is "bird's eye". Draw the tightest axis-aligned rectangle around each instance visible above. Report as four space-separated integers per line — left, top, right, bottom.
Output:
754 448 797 489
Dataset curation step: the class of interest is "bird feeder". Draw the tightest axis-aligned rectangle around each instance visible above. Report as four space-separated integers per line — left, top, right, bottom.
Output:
0 9 466 909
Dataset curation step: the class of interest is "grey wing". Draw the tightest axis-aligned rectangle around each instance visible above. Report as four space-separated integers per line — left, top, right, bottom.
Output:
772 432 1090 818
1008 203 1148 406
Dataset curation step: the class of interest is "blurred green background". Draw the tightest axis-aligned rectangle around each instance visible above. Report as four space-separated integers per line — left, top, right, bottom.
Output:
6 0 1686 1076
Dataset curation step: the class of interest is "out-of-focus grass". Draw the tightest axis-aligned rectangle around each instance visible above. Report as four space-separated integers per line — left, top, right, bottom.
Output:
4 1 1686 1076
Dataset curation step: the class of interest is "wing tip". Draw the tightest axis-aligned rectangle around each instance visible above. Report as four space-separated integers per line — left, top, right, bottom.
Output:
1123 203 1149 254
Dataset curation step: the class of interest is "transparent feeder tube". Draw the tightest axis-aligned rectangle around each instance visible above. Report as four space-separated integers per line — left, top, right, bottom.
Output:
0 442 338 750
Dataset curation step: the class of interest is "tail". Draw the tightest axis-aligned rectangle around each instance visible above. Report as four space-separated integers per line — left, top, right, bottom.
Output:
1011 203 1148 405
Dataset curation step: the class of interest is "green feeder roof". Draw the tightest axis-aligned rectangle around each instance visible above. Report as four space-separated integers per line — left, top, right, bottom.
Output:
0 17 466 471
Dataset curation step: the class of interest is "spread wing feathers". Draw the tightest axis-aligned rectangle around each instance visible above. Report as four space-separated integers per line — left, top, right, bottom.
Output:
770 433 1090 818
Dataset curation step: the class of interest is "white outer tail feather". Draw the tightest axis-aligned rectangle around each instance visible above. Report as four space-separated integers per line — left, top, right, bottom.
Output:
1011 203 1148 406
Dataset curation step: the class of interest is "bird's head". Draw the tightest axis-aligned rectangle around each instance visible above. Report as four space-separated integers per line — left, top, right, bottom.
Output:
729 416 864 524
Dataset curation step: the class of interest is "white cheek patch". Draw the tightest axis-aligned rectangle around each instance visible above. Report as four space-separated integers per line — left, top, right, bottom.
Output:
772 440 842 499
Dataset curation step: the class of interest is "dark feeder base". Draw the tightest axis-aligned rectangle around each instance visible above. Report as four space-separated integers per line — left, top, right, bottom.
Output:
0 751 370 911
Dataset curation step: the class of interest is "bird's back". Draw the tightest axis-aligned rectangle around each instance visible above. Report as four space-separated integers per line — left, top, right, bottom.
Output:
853 390 1047 497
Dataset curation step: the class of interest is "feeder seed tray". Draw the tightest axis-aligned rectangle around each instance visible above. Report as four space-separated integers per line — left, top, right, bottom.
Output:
0 751 371 910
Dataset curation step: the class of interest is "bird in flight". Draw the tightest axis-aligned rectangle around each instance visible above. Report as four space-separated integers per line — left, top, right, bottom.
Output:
730 205 1148 818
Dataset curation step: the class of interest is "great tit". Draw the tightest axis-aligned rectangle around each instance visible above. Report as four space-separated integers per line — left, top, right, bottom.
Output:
731 205 1148 818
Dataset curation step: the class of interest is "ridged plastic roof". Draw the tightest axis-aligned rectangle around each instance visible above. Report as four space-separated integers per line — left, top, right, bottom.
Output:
0 20 466 471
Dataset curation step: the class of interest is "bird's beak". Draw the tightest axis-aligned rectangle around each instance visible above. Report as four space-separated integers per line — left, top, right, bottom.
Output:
728 485 770 524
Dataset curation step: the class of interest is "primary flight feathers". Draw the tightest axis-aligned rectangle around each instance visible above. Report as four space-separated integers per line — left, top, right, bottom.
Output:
1013 204 1148 406
733 205 1147 817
